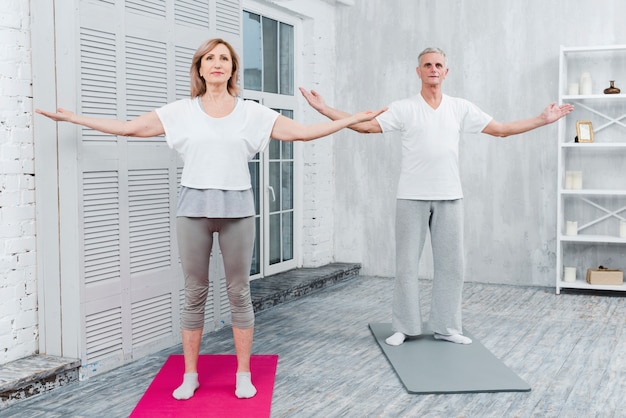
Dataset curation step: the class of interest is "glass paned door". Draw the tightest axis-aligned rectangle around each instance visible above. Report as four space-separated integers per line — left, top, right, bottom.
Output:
249 109 297 277
244 8 297 277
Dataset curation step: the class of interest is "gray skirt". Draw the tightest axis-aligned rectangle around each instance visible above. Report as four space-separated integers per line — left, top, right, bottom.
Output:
176 187 255 218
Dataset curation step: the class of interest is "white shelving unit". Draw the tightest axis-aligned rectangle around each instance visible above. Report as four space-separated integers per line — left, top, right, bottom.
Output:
556 45 626 294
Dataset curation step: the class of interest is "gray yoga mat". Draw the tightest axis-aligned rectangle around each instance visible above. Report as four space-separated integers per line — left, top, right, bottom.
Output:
369 323 531 394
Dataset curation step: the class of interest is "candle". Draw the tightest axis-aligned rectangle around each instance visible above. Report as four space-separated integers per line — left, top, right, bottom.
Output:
572 171 583 190
563 267 576 282
566 221 578 236
620 221 626 238
568 83 579 95
580 72 592 95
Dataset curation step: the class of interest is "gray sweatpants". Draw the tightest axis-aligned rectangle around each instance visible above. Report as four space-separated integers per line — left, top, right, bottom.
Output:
393 199 464 336
176 216 255 330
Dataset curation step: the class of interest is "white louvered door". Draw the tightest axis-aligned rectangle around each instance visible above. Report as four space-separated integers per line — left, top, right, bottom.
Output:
53 0 242 378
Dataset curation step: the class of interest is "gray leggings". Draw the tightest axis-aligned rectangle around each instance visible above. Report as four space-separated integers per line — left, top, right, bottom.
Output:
176 216 255 330
393 199 464 336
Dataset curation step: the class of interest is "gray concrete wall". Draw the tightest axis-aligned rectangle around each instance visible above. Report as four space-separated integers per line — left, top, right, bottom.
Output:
331 0 626 285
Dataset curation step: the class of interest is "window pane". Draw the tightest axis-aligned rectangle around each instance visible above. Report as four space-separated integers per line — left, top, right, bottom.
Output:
269 161 281 213
282 211 293 261
249 156 260 275
243 12 262 91
250 216 260 275
279 23 294 95
282 162 293 210
248 157 260 214
269 138 280 160
269 213 281 264
262 17 278 93
243 11 294 96
282 141 293 159
281 110 293 159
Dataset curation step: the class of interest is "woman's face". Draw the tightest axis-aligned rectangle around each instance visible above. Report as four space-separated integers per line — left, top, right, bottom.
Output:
199 43 233 86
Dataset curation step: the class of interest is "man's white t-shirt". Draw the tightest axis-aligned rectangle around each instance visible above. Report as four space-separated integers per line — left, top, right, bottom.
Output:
376 94 492 200
156 97 280 190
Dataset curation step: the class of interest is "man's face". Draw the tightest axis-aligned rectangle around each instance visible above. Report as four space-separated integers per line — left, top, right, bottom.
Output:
416 52 448 86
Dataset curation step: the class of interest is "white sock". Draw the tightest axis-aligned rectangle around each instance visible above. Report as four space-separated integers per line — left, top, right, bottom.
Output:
434 333 472 345
172 372 199 400
385 332 407 346
235 372 257 399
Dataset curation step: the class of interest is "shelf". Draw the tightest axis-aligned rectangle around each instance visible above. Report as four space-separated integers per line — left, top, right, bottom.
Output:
556 44 626 294
560 189 626 196
562 45 626 53
561 142 626 148
562 94 625 101
560 234 626 244
558 279 626 292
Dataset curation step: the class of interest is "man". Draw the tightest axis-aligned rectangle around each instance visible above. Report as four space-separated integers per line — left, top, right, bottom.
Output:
300 47 573 346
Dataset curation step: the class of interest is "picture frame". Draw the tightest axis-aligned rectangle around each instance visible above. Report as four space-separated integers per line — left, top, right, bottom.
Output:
576 120 594 143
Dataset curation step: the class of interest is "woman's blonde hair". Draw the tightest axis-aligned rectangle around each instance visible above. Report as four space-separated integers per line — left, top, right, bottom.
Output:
190 38 240 97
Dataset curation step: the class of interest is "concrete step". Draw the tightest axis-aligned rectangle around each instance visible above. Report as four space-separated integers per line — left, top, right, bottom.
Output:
251 262 362 313
0 355 80 408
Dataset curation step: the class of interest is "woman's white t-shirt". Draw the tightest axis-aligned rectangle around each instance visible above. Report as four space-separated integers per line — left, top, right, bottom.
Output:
156 97 280 190
376 94 492 200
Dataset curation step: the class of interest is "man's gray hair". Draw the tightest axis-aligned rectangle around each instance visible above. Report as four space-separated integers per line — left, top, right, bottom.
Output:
418 47 447 66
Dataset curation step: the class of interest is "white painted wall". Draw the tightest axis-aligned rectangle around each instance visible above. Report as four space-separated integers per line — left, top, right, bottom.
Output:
0 0 37 363
332 0 626 285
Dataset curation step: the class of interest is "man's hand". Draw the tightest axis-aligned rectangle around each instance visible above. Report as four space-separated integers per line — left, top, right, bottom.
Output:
299 87 327 114
298 87 384 133
540 103 575 124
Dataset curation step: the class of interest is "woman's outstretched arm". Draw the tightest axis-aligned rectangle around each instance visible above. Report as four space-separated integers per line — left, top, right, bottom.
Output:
270 107 386 142
36 108 165 138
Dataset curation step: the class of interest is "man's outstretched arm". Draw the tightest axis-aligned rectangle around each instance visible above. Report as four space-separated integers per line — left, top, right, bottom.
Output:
482 102 574 137
299 88 383 134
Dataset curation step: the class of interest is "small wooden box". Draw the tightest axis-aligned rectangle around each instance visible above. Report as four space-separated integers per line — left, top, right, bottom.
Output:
586 268 623 285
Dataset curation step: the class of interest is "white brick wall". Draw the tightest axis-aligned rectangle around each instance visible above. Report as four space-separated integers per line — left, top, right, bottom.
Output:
295 1 338 267
0 0 38 365
301 141 335 266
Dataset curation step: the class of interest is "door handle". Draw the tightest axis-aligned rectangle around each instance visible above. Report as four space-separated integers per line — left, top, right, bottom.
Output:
268 185 276 202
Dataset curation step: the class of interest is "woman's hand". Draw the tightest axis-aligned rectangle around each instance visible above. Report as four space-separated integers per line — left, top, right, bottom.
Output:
352 107 388 123
36 108 76 123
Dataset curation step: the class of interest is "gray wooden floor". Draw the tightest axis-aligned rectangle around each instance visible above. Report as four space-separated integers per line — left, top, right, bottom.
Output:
2 276 626 417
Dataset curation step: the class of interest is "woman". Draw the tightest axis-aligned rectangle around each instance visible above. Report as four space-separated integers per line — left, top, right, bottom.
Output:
37 38 385 400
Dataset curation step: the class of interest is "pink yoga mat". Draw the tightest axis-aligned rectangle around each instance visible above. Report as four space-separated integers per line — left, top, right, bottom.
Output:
130 354 278 418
